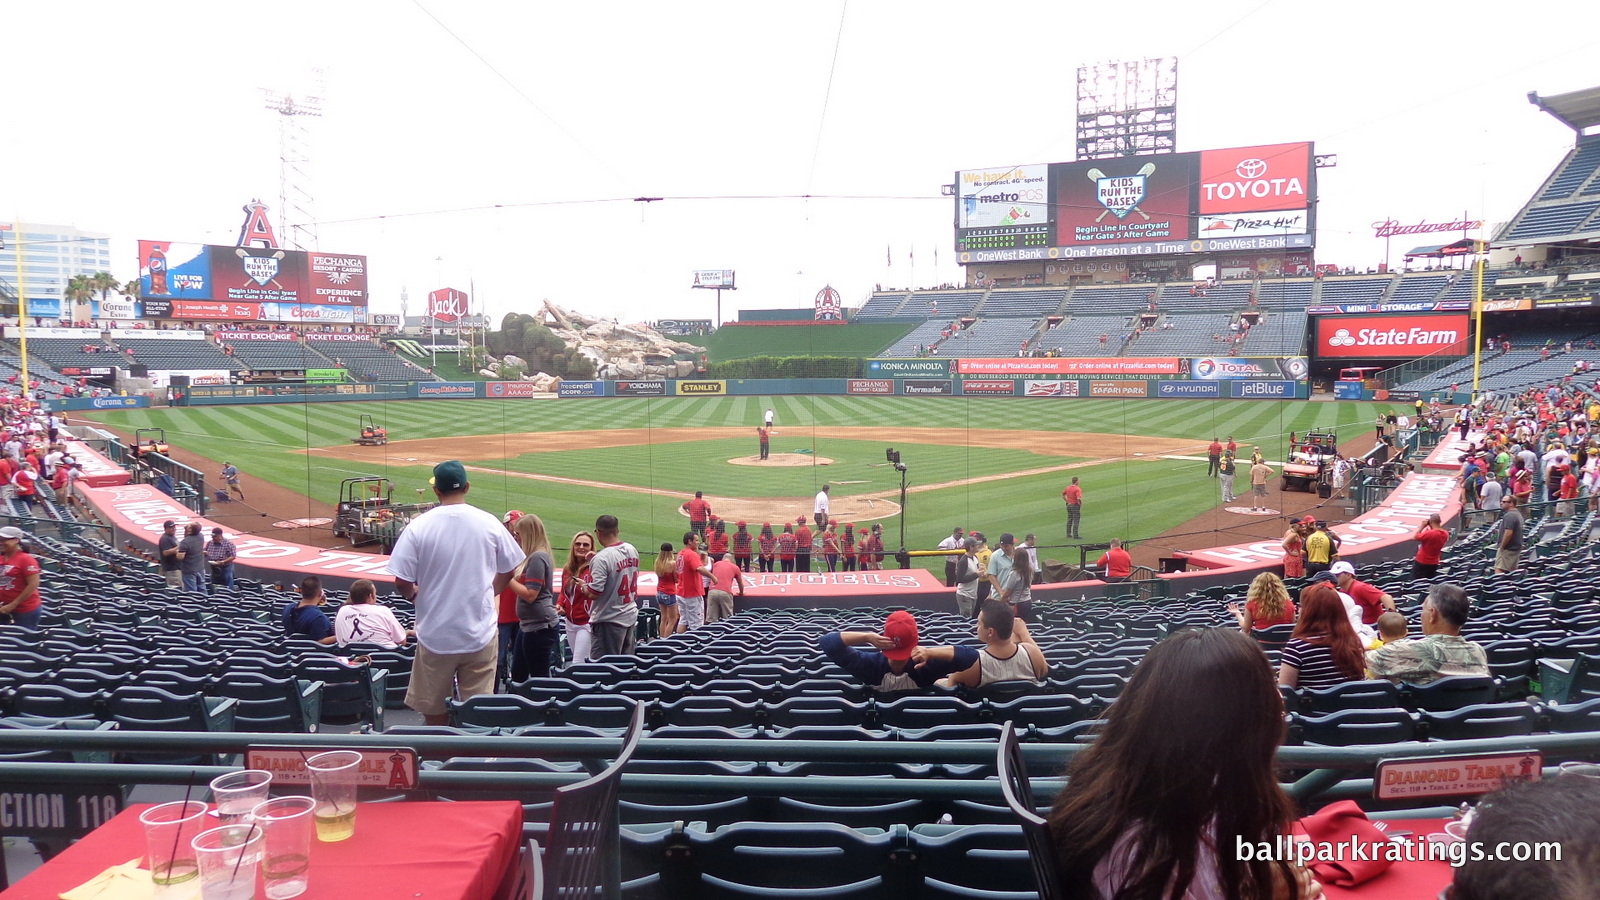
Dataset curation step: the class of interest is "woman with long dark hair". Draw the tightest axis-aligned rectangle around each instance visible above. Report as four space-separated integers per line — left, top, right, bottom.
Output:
1049 628 1314 900
1278 582 1365 690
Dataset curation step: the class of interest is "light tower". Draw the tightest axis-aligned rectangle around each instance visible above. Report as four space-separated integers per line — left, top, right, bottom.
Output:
1076 58 1178 160
262 69 325 251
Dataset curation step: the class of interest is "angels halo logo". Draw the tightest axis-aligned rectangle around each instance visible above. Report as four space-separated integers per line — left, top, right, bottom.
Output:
242 255 280 286
1235 158 1268 179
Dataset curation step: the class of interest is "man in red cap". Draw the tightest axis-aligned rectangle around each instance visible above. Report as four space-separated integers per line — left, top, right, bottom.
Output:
819 611 980 693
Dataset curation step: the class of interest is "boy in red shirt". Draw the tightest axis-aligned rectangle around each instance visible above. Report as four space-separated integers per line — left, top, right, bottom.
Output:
1412 514 1448 580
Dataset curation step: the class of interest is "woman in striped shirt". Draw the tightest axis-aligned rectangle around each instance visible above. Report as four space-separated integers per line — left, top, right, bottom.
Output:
1278 582 1364 690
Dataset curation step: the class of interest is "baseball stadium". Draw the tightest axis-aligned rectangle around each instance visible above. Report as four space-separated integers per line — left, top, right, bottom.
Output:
3 21 1600 900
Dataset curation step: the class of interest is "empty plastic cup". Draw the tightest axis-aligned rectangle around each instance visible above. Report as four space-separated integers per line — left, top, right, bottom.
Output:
251 796 315 899
192 823 264 900
304 750 361 842
210 770 273 828
140 800 209 899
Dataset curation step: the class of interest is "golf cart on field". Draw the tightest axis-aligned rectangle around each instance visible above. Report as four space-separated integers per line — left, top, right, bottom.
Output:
353 415 388 446
1281 430 1339 494
333 476 433 551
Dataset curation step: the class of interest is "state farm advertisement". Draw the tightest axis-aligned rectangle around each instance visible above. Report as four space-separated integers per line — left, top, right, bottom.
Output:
958 357 1183 375
1315 315 1471 358
1198 143 1313 215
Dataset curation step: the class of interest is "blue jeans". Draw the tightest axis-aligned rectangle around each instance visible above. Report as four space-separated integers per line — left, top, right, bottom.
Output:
5 608 41 631
497 622 518 684
182 572 206 594
209 563 235 591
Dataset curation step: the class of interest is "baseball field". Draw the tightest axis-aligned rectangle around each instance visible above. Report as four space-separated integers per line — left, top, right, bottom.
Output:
78 395 1387 573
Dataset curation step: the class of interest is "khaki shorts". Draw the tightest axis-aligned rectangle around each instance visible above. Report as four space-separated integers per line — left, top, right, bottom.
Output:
1494 548 1521 572
404 639 497 716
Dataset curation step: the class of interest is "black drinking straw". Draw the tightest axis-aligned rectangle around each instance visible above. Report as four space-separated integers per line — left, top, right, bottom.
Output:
227 821 260 887
164 771 199 878
299 750 346 814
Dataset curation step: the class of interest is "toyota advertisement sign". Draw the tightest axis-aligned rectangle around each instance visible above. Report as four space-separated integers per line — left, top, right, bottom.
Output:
1315 315 1471 359
955 141 1315 260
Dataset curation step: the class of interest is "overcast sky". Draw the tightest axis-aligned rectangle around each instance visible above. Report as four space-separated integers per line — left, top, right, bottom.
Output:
4 1 1598 326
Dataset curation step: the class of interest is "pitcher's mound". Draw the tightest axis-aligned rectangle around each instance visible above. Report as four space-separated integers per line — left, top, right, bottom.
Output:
680 495 897 524
1223 506 1282 516
728 453 835 467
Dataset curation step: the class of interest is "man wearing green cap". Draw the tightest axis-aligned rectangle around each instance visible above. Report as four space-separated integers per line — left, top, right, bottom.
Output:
389 460 525 724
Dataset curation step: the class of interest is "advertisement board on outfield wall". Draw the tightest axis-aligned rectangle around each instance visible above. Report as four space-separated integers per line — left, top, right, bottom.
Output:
865 359 952 376
614 380 667 396
676 380 726 395
558 380 604 397
1231 380 1295 398
1191 357 1307 380
959 380 1016 395
415 382 479 398
1023 380 1080 397
847 379 894 395
958 357 1182 376
1090 380 1150 397
486 381 542 398
1158 380 1221 397
1314 314 1471 358
903 379 953 396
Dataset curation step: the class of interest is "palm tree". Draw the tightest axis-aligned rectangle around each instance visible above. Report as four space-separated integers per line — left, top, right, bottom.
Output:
84 271 117 325
62 275 95 322
120 278 140 302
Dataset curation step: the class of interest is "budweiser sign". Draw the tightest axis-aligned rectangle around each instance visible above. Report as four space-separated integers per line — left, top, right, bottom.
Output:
1372 218 1483 239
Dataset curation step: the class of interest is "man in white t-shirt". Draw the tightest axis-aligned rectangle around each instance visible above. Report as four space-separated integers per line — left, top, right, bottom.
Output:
813 485 831 529
388 460 524 724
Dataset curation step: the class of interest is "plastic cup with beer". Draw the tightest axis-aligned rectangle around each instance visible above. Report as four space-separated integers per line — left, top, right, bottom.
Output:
304 750 361 842
210 770 273 828
140 799 209 899
250 796 315 899
192 823 264 900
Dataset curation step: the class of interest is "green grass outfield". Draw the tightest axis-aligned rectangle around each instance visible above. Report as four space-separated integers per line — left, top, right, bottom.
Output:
80 396 1384 573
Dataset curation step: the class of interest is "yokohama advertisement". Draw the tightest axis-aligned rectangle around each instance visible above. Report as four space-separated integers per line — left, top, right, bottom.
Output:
1315 314 1471 358
958 357 1182 375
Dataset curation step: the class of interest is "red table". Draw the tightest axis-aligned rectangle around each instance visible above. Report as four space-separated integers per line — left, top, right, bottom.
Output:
0 801 523 900
1311 818 1455 899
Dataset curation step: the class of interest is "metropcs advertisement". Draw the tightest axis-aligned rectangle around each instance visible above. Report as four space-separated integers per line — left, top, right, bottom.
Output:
1315 315 1470 358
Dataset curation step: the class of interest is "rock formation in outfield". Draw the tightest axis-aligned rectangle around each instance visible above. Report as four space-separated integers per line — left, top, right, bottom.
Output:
537 299 705 380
